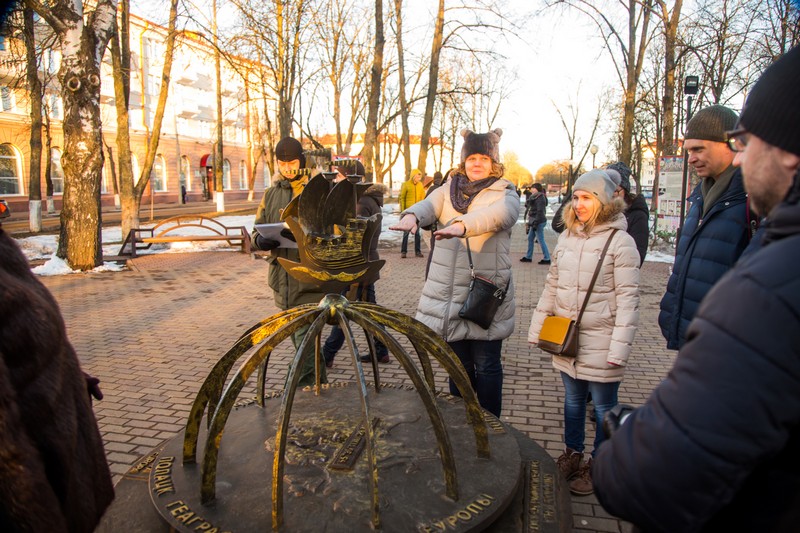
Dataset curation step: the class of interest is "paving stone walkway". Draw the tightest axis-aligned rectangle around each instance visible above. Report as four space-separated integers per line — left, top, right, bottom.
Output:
39 221 674 532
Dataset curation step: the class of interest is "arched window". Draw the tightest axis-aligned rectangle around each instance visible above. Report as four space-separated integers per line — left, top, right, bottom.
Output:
50 148 65 194
223 159 231 190
181 156 191 191
0 143 22 194
239 160 246 190
151 154 167 191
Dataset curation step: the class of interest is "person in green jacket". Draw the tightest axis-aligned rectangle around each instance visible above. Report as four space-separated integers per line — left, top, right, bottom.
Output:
399 168 426 257
251 136 326 387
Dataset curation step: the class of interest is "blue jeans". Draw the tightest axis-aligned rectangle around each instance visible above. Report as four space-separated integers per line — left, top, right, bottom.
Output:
323 284 387 363
447 339 503 417
560 373 619 456
525 222 550 260
401 228 421 254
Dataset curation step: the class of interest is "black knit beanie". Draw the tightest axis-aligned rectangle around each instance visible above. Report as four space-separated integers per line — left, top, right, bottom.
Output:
275 137 306 167
606 161 632 192
685 105 738 143
460 128 503 163
740 45 800 156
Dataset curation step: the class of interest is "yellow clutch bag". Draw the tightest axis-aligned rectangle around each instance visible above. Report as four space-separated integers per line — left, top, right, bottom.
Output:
538 316 579 357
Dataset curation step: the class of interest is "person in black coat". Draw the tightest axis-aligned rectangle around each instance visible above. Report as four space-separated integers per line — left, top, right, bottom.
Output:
593 45 800 533
605 162 649 266
323 163 390 367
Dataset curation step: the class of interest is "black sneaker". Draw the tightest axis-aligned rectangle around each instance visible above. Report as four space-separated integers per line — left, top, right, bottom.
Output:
538 259 551 265
520 257 532 262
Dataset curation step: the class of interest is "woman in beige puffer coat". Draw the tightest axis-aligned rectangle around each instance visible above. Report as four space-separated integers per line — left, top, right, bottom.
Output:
528 169 640 497
391 129 520 418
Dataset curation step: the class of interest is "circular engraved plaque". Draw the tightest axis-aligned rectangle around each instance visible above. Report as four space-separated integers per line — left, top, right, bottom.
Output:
149 383 522 532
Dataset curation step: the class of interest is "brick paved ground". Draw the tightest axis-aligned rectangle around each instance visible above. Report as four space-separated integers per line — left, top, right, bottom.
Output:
39 220 675 532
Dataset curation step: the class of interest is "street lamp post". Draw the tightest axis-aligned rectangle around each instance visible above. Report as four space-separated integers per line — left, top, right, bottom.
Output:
676 75 700 252
590 145 599 169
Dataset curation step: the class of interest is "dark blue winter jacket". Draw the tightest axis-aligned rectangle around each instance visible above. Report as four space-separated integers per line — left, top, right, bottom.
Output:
593 173 800 532
658 167 751 349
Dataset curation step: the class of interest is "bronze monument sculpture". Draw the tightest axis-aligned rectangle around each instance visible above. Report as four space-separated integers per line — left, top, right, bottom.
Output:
99 167 570 532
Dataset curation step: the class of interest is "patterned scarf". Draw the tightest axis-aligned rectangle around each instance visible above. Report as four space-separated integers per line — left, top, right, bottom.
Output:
449 173 499 214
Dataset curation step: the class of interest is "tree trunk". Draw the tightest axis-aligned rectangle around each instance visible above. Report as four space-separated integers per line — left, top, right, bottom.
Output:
110 0 138 239
363 0 384 181
416 0 444 174
24 6 43 232
661 0 683 156
43 111 55 213
393 0 412 181
57 52 104 269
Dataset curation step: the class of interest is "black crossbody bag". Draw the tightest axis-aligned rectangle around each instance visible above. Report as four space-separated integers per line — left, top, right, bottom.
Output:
458 238 510 329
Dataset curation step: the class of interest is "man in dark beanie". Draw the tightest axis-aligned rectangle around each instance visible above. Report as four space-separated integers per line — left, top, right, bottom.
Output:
251 136 326 386
594 45 800 533
658 104 755 350
605 161 649 266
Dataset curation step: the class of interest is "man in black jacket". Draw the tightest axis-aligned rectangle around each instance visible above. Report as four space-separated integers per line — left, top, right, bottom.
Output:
593 45 800 532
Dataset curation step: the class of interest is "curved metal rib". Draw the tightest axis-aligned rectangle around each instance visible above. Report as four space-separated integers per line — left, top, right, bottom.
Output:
346 308 460 500
351 303 490 459
182 307 317 463
196 310 321 502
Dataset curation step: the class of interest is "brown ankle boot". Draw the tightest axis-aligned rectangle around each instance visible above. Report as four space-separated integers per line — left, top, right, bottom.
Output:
569 458 594 496
556 447 583 481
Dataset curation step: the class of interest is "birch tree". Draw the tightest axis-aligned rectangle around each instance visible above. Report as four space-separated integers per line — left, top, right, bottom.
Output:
24 0 118 270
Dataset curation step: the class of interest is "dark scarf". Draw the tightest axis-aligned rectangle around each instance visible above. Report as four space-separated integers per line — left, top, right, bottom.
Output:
450 173 499 214
763 169 800 246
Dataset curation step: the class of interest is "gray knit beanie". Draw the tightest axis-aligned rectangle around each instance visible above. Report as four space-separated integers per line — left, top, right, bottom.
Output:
685 105 738 143
573 170 616 205
739 45 800 156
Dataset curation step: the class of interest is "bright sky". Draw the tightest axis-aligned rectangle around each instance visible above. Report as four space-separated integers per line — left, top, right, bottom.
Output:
132 0 619 176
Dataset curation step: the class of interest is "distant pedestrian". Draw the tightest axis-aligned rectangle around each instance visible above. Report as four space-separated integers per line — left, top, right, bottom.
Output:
528 169 640 497
520 183 551 264
399 168 425 258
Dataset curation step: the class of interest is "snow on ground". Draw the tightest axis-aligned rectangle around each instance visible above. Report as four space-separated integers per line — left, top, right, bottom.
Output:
16 200 673 277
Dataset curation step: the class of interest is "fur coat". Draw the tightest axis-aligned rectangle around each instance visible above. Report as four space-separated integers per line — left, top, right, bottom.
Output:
0 228 114 532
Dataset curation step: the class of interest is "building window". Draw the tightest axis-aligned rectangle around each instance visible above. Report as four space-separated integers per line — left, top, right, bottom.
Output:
223 159 231 190
0 36 5 51
51 148 64 194
181 156 191 191
151 154 167 191
239 160 246 190
0 143 21 194
48 94 61 119
1 87 12 111
263 156 270 188
147 74 160 96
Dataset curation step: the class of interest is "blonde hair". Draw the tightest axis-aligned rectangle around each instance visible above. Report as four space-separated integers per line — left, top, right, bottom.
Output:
563 195 626 234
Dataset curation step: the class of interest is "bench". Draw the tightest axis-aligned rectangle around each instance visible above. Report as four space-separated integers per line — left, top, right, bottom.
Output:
118 215 251 258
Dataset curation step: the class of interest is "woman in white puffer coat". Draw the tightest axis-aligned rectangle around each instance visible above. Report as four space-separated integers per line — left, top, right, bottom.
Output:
528 169 640 498
391 129 520 418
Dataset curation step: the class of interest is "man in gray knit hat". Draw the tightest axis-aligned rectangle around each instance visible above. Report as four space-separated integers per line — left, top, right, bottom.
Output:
657 104 755 350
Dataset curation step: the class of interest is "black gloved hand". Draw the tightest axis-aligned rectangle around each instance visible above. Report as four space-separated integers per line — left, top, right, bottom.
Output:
280 228 296 242
83 372 103 401
255 234 280 251
603 404 635 439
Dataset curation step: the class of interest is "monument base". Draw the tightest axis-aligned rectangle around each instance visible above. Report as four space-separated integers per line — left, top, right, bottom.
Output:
98 384 571 532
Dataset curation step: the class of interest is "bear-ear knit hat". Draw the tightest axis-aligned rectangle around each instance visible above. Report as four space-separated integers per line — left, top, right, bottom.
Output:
275 137 306 167
685 105 738 143
573 169 616 206
739 45 800 156
460 128 503 163
606 161 632 192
